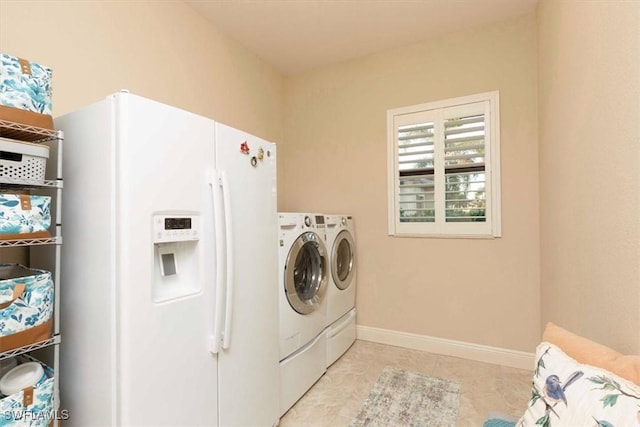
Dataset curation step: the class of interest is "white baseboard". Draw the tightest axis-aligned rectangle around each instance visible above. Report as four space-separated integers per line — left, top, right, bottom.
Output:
356 325 535 370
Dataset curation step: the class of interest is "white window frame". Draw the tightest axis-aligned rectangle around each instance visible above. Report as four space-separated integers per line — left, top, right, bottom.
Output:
387 91 501 238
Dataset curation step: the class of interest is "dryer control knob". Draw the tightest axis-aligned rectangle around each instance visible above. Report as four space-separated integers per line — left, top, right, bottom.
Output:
304 216 312 227
341 217 347 226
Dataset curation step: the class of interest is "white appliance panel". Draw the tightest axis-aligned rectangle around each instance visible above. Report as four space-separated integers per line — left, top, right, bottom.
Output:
214 123 280 427
279 332 326 416
326 308 356 367
278 214 328 360
116 94 218 426
56 99 118 426
57 93 280 427
325 215 357 327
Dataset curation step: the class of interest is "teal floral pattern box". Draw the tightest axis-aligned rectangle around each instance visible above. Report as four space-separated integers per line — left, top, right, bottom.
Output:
0 264 54 352
0 195 51 240
0 54 53 129
0 355 54 427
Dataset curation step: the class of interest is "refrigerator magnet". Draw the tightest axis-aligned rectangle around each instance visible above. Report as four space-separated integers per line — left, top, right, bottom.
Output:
240 141 250 155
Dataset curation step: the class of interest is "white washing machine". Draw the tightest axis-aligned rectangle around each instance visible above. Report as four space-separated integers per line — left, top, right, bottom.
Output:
278 212 329 416
324 214 357 367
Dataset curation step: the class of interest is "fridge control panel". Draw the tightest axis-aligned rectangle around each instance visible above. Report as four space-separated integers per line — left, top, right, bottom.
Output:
153 214 200 243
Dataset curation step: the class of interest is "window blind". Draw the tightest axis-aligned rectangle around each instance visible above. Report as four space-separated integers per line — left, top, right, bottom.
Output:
387 91 500 238
443 113 486 223
397 122 435 223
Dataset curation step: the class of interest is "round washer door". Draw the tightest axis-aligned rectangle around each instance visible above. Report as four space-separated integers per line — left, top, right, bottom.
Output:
284 231 328 315
331 230 356 290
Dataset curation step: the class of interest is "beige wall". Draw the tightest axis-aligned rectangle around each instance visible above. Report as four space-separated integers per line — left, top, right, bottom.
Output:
537 0 640 354
0 1 284 143
6 0 636 356
281 15 540 352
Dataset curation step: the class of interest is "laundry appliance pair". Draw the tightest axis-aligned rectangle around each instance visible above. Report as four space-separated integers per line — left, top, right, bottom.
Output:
277 212 357 416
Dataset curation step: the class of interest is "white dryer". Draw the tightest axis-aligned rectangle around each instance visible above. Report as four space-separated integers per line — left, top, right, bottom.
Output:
278 212 329 416
324 214 357 367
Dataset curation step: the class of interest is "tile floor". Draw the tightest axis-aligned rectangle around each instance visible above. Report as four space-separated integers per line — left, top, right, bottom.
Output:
279 340 532 426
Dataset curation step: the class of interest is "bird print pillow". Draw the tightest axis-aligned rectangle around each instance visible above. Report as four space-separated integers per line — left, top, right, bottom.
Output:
517 342 640 427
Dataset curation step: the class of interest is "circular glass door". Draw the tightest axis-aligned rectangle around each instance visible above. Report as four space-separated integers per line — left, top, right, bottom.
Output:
331 230 355 290
284 231 328 314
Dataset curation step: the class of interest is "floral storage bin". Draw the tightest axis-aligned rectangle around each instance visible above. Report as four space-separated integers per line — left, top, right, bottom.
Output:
0 355 54 427
0 265 53 352
0 54 53 130
0 195 51 240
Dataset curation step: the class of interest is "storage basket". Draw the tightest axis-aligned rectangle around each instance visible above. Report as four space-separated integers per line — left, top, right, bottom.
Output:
0 54 53 130
0 355 54 427
0 265 53 352
0 194 51 240
0 138 49 183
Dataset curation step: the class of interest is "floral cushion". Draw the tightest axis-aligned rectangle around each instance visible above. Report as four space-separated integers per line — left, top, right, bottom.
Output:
543 322 640 385
518 342 640 426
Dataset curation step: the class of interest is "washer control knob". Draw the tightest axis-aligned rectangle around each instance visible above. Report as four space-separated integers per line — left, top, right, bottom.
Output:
304 216 312 227
341 217 347 226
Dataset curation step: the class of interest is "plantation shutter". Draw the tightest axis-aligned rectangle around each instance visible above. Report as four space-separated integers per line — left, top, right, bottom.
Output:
443 111 487 223
388 93 500 237
397 121 436 223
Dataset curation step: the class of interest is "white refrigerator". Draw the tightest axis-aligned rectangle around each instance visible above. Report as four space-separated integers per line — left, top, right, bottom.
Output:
55 92 280 426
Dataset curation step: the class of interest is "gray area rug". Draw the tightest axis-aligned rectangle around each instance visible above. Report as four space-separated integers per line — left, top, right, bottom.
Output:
349 366 461 427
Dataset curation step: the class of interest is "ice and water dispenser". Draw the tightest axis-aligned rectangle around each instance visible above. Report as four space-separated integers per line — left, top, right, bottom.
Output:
152 212 201 302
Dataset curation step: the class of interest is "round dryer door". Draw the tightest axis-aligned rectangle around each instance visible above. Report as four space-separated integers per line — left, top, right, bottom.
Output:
331 230 355 290
285 231 328 315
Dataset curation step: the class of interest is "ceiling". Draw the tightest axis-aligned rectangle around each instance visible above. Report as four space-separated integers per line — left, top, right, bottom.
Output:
185 0 538 76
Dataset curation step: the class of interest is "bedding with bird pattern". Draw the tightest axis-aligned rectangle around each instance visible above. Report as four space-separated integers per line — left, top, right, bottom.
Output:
517 342 640 426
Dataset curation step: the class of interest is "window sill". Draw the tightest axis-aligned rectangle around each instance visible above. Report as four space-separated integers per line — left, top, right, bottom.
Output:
388 232 500 240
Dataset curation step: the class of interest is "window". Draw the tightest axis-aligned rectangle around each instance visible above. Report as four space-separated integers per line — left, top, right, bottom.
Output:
387 91 501 238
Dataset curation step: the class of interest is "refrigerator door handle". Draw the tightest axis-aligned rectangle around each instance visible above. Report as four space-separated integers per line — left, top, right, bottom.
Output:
219 170 234 350
209 169 225 354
